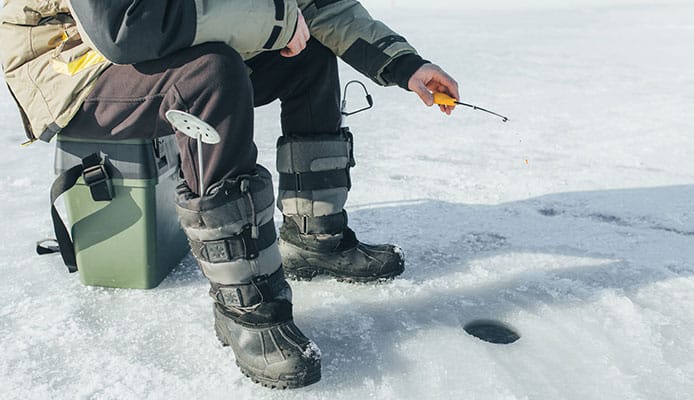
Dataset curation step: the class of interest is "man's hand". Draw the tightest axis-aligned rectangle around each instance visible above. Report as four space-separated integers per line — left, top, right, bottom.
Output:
408 64 460 115
281 10 310 57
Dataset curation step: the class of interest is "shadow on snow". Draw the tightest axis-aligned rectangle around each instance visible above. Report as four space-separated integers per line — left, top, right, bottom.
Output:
165 184 694 389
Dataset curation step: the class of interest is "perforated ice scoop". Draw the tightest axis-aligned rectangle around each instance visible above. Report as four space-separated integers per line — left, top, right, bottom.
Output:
165 110 221 196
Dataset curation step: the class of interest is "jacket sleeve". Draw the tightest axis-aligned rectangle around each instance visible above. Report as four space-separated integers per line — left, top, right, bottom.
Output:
69 0 298 64
299 0 426 87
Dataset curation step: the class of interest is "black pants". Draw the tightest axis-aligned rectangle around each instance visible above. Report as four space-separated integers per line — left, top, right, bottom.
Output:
61 39 342 195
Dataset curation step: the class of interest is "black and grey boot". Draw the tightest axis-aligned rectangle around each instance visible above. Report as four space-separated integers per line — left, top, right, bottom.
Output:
176 166 320 389
276 130 404 282
211 269 321 389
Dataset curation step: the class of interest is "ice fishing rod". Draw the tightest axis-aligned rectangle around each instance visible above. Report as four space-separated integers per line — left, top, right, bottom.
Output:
433 92 509 122
338 81 508 122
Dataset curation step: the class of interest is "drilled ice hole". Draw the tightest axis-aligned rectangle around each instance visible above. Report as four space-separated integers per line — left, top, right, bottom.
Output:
463 319 521 344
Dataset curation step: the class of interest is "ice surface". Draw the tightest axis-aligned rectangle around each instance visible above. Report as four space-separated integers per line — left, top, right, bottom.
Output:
1 1 693 399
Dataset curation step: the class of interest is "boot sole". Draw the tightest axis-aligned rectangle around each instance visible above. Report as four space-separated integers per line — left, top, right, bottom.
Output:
214 314 321 389
236 360 321 390
279 240 405 283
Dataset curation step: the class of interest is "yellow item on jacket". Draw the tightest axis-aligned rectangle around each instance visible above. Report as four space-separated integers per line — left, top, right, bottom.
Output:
52 49 107 76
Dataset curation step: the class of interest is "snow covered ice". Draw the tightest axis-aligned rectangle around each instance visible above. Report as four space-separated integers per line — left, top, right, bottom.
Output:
1 1 693 399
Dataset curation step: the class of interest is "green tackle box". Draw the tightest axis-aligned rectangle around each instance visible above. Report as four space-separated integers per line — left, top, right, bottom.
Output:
54 135 189 289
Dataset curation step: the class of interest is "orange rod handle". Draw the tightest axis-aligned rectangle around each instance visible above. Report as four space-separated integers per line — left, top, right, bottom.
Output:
433 92 458 106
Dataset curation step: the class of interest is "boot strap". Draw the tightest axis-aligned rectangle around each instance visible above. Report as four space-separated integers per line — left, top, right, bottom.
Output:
285 211 347 235
278 168 351 192
189 220 276 263
211 268 288 309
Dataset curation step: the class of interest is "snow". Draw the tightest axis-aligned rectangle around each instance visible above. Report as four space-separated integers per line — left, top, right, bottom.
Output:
1 1 693 399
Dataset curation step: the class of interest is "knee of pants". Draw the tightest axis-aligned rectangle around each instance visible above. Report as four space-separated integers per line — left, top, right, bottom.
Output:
174 43 252 106
193 43 247 76
302 38 338 75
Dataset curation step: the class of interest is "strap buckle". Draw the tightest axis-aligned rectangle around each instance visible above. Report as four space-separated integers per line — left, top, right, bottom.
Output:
212 268 288 308
204 240 231 263
294 173 303 192
81 154 113 201
198 223 267 263
287 211 348 235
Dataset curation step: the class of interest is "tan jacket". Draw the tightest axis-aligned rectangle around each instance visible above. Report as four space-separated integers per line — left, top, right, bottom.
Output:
0 0 110 142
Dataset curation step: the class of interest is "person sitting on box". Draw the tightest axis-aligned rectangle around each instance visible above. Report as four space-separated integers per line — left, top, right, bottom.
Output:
0 0 459 389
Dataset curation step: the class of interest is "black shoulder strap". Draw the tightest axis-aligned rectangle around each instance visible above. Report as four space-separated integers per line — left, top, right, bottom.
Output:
46 163 84 272
38 153 113 273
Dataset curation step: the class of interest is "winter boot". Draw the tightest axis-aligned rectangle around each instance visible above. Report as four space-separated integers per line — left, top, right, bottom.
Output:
276 129 404 282
176 166 321 389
